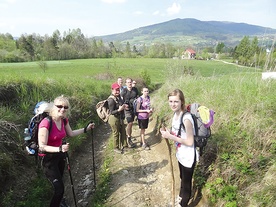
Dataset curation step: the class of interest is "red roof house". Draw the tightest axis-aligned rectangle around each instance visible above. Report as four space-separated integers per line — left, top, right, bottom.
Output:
182 49 196 59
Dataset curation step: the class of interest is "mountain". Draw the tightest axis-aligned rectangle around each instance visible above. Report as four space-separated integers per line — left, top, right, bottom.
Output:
95 18 276 47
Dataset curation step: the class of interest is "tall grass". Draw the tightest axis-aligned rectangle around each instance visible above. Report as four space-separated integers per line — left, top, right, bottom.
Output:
0 58 274 206
152 61 276 206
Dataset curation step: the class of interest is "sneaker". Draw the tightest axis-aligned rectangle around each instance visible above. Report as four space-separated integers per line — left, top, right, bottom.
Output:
127 137 135 148
60 198 69 207
142 143 150 150
174 196 182 207
114 148 122 154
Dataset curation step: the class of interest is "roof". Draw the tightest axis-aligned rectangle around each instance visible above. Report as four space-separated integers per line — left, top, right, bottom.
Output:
185 49 196 54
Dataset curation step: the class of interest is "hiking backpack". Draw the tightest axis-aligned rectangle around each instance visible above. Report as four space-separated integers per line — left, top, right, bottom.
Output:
132 97 142 116
24 101 53 156
178 103 215 155
96 96 117 122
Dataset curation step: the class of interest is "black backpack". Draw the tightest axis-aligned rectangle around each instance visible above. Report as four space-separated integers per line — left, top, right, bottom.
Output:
178 103 214 155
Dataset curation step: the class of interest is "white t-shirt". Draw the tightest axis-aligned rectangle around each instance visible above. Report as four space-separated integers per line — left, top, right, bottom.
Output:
171 112 199 168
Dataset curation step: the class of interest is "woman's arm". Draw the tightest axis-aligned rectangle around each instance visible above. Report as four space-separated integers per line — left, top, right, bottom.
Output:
65 122 94 137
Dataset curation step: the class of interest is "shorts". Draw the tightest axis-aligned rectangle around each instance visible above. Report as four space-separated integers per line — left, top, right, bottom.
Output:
138 118 149 129
125 110 135 123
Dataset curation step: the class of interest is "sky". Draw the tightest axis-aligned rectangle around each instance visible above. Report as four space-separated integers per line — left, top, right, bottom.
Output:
0 0 276 37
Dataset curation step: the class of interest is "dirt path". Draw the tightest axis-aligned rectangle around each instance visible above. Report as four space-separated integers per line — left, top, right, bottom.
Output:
63 118 206 207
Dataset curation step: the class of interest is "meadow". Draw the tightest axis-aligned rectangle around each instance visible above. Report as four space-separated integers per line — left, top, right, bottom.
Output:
0 58 275 206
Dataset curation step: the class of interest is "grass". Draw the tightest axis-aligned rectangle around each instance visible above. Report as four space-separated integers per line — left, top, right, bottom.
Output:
0 58 275 206
152 67 276 206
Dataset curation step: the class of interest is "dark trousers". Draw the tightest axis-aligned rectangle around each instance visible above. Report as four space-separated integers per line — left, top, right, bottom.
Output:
178 159 196 207
42 153 66 207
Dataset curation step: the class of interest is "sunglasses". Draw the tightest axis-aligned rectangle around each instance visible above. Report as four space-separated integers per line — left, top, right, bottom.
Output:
55 105 69 109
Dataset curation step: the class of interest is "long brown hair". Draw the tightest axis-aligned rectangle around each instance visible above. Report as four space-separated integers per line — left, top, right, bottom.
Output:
167 89 186 111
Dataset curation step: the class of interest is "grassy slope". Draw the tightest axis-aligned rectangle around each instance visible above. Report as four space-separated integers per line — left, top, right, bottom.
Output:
0 58 275 206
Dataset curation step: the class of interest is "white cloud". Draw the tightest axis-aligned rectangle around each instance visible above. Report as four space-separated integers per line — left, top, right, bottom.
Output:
133 11 143 15
153 10 160 15
101 0 126 3
167 3 181 16
5 0 17 3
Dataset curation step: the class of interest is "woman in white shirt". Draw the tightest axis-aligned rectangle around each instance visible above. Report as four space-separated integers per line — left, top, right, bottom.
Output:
160 89 198 207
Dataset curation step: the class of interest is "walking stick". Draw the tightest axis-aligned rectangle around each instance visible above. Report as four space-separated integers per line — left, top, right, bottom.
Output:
64 151 78 207
91 128 96 188
165 139 175 206
162 123 175 206
62 139 78 207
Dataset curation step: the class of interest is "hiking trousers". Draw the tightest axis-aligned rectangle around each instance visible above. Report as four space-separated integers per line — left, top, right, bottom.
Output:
178 160 196 207
108 115 127 149
42 153 66 207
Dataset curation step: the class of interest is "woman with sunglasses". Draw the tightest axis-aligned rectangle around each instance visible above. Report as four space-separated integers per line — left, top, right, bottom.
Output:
38 95 94 207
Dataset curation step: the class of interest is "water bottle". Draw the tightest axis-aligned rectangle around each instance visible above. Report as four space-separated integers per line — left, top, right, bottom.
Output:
24 128 35 154
24 128 31 142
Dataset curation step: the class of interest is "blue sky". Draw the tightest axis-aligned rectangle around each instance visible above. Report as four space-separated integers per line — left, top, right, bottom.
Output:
0 0 275 37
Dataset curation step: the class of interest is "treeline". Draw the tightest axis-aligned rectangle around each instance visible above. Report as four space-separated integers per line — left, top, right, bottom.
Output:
0 28 275 69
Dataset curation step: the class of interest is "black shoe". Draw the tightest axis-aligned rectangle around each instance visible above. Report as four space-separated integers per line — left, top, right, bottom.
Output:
60 198 69 207
127 138 135 148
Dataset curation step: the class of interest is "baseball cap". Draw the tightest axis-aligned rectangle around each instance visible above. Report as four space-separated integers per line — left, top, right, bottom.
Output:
111 82 120 90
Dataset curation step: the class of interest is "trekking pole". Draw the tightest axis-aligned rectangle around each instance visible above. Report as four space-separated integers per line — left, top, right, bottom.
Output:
91 128 96 188
162 122 175 206
165 139 175 206
62 140 78 207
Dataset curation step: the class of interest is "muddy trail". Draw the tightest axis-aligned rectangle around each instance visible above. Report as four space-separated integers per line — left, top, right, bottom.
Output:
63 118 208 207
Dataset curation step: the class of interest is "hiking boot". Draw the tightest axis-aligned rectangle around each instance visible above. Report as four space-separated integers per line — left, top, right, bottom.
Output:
142 143 150 150
127 137 135 148
60 198 69 207
114 148 122 154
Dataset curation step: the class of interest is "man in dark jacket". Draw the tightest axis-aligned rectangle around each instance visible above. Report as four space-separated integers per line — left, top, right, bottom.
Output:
120 78 139 148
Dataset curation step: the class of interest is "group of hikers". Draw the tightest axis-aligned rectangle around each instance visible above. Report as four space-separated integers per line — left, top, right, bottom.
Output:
106 79 197 207
35 79 199 207
107 77 153 154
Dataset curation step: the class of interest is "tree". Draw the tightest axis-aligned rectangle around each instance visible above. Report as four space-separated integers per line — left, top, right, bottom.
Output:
124 42 131 58
215 42 225 53
16 34 35 61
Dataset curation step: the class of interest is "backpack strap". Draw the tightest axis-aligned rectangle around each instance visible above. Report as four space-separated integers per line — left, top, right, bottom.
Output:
45 116 53 133
178 111 198 137
177 112 185 137
107 95 118 104
44 116 67 135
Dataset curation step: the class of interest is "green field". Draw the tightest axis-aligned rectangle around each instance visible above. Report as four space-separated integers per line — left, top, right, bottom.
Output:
0 58 275 207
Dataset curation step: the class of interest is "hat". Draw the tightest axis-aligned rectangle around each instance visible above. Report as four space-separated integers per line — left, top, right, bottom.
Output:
111 82 120 90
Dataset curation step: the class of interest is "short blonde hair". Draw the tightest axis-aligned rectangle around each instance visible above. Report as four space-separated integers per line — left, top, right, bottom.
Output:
49 95 70 118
